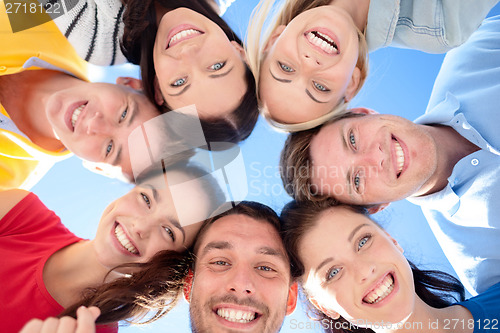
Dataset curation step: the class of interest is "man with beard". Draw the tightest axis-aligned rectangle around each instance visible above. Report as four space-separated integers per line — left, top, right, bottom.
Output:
183 201 298 333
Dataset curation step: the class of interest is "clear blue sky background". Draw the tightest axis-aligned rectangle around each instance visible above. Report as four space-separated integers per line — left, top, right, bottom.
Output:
31 1 500 332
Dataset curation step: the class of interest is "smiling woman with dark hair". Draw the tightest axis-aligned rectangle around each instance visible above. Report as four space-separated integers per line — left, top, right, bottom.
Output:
53 0 259 144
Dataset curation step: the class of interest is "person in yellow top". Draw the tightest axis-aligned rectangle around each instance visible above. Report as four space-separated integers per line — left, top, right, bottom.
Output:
0 0 160 190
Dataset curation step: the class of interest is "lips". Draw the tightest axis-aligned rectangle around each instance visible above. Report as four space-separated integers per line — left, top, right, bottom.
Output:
363 273 395 305
216 308 257 323
214 304 261 328
65 101 87 132
305 28 339 55
113 222 139 255
166 24 204 49
392 136 407 178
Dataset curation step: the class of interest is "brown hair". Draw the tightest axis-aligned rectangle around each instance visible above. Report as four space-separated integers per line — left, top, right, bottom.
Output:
192 201 283 258
246 0 368 129
280 200 465 333
280 112 365 202
122 0 259 144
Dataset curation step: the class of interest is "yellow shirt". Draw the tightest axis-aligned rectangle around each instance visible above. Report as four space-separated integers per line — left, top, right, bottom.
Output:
0 0 88 189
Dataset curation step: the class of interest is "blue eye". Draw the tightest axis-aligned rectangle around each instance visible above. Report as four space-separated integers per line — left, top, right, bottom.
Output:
257 266 274 272
171 77 186 87
210 61 225 71
349 132 356 148
314 81 329 92
140 192 151 208
358 236 370 250
105 141 113 157
120 108 128 122
214 260 229 266
279 62 294 73
326 267 341 281
354 174 360 190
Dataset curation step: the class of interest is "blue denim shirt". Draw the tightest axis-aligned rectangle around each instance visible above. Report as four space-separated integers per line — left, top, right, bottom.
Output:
408 16 500 296
366 0 500 53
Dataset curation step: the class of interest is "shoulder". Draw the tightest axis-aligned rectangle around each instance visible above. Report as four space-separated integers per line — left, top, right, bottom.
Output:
0 189 31 220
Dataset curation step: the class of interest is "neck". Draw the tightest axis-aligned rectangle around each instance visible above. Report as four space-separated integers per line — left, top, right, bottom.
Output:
44 240 123 308
374 296 473 333
415 125 480 196
331 0 370 32
0 70 80 151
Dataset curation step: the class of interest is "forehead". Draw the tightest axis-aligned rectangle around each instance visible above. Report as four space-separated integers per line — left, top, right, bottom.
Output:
197 214 285 255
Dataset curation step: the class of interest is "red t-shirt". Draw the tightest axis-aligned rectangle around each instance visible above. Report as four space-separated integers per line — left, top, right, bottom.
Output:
0 193 117 332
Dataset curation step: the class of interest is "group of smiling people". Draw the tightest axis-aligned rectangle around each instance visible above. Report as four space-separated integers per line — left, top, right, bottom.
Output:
1 0 500 332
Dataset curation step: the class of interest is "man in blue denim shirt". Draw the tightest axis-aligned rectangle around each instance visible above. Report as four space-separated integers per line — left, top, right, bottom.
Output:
367 0 500 52
282 16 500 297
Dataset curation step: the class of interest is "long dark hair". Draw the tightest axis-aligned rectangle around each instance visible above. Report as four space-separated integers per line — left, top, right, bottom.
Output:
121 0 258 143
280 200 465 333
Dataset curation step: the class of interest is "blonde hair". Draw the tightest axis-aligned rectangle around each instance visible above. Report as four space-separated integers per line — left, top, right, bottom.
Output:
246 0 369 132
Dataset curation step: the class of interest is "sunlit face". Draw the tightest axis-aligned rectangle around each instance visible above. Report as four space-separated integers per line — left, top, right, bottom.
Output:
92 170 211 271
45 83 159 179
189 214 296 333
309 113 438 205
260 5 360 124
153 8 247 119
299 207 415 326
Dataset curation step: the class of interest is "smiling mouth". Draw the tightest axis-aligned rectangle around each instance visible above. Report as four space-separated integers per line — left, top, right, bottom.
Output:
306 31 339 54
215 308 258 324
393 137 405 177
168 28 203 48
71 103 87 130
114 223 139 255
363 273 395 305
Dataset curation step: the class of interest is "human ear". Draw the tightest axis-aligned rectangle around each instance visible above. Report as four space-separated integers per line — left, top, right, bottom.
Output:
308 297 340 320
153 78 165 106
183 269 194 304
116 77 143 90
344 67 361 102
286 282 299 315
349 107 379 115
230 41 247 61
366 203 389 214
384 232 404 254
263 25 286 53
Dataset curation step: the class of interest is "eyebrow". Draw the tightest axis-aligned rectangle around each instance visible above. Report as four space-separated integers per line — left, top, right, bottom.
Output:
202 241 232 256
339 123 356 198
305 89 328 104
208 66 233 78
269 68 291 83
167 84 191 97
257 246 286 259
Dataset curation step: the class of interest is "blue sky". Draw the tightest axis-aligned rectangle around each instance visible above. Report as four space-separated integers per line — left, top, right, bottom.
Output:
31 1 500 332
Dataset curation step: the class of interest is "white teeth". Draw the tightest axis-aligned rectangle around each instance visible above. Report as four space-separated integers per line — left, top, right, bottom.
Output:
306 31 338 54
216 308 256 323
394 140 405 174
114 224 139 255
363 274 395 304
71 104 85 128
168 29 201 47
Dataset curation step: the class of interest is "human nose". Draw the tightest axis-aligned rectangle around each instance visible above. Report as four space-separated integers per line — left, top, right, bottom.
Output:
359 144 385 171
354 258 376 284
86 112 109 135
302 52 322 67
130 215 156 239
227 265 255 296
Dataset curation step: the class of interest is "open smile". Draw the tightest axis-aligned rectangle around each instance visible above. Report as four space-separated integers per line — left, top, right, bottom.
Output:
166 24 204 49
112 222 140 256
213 304 261 329
304 28 339 55
65 101 87 132
362 272 398 307
391 136 407 178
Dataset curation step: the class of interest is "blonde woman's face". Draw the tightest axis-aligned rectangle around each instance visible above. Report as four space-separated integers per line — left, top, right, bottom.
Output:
260 5 361 124
299 207 415 326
